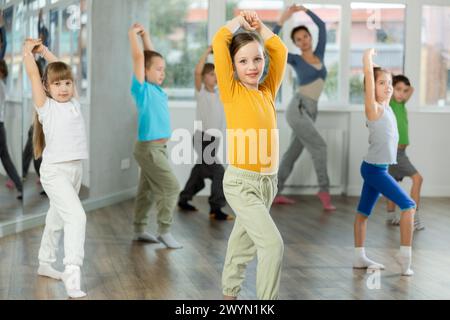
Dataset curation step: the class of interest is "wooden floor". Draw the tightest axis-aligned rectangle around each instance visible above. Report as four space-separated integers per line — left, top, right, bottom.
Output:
1 195 450 300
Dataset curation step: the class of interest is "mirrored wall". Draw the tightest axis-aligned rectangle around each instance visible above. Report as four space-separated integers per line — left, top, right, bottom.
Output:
0 0 89 226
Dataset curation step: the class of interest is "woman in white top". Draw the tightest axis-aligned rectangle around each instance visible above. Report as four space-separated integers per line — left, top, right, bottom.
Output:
23 38 88 298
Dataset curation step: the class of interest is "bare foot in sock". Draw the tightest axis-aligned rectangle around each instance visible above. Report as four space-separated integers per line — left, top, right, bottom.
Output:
37 264 63 280
353 256 385 270
157 233 183 249
395 253 414 276
133 232 160 243
317 192 336 211
62 265 87 299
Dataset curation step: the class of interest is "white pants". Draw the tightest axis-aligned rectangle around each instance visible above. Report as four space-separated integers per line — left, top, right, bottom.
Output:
38 160 86 267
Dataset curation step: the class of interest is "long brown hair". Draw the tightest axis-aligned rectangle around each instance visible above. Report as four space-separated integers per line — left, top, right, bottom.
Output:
33 61 74 159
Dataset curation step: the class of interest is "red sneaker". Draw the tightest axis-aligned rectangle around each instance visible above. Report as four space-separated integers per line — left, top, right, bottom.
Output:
317 192 336 211
5 179 14 189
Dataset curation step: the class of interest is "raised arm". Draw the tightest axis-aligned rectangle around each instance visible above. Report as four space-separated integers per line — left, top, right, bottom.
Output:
273 4 303 35
212 15 253 103
128 23 145 84
363 49 381 121
23 39 47 108
242 11 288 98
140 26 155 52
305 8 327 60
272 6 303 66
34 42 58 63
194 46 212 92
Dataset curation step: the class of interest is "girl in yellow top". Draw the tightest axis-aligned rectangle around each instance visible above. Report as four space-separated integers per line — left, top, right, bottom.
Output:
212 11 287 300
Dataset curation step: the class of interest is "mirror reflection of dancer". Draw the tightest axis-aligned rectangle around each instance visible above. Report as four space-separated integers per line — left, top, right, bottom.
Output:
272 5 335 211
0 11 23 199
0 60 23 200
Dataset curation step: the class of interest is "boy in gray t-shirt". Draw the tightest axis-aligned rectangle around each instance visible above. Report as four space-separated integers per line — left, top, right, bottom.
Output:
178 46 232 221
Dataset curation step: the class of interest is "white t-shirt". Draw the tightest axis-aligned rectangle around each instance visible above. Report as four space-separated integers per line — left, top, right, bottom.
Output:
36 98 88 164
0 80 6 123
195 86 225 136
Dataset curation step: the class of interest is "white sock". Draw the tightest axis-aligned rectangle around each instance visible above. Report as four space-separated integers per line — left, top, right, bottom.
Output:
157 233 183 249
396 246 414 276
133 231 160 243
353 247 385 270
62 265 87 298
37 263 63 280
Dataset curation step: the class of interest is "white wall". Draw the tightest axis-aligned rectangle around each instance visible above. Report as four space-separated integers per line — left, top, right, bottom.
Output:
88 0 149 199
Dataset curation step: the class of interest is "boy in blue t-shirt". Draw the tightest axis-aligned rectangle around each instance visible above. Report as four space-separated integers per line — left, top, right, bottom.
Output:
129 23 182 249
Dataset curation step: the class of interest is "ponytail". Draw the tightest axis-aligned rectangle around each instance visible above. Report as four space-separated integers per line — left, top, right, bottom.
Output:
32 111 45 159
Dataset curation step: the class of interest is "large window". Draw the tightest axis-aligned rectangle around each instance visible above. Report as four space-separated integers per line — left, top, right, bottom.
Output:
149 0 208 100
349 3 405 104
421 5 450 107
60 0 88 97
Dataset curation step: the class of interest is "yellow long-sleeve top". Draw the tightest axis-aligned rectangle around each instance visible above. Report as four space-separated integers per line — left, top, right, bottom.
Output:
212 27 287 173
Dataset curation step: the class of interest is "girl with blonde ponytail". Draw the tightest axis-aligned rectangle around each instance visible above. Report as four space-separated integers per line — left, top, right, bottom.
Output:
23 38 88 299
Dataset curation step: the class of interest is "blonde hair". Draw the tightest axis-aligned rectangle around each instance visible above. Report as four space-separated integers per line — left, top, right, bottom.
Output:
33 61 74 159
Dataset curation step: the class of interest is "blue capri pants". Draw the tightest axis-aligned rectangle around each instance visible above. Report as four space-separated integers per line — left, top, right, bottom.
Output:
357 161 416 216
